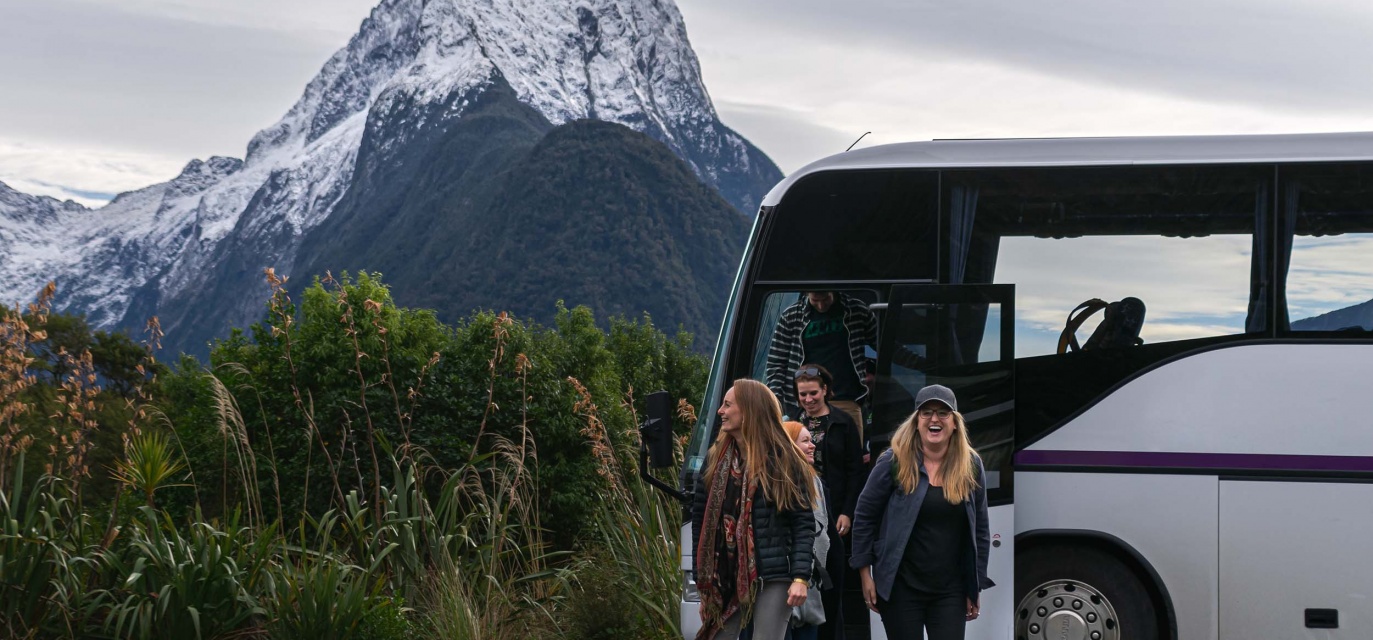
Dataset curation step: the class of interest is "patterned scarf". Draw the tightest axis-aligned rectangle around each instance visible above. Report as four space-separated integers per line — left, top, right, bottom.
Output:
695 438 759 640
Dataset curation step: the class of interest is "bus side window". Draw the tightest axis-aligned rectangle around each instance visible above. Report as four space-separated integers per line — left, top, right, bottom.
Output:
949 166 1267 357
1280 164 1373 333
946 165 1271 444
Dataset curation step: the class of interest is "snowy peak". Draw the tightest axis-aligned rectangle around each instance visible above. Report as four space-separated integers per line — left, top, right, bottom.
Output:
249 0 717 166
0 181 88 223
166 157 244 197
247 0 422 162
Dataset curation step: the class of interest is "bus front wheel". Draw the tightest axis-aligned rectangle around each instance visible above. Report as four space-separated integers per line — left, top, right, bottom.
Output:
1014 544 1161 640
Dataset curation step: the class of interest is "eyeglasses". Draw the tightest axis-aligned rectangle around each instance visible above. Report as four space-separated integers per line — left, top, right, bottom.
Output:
793 367 821 379
918 408 952 420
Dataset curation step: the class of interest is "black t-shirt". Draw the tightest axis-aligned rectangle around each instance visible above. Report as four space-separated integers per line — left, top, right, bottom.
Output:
897 485 969 595
802 306 862 401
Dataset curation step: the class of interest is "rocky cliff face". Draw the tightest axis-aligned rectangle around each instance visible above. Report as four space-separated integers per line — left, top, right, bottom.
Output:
0 0 780 353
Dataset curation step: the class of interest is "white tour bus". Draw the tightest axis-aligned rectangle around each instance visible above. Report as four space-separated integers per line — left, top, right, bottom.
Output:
672 132 1373 640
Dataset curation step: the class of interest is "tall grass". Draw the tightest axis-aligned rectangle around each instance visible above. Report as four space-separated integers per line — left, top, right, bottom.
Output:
564 383 690 640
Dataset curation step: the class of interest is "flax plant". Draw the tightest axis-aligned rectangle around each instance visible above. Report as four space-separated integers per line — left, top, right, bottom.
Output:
0 283 52 493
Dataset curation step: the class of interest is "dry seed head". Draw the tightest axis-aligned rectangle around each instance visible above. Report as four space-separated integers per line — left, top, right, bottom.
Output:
676 398 698 425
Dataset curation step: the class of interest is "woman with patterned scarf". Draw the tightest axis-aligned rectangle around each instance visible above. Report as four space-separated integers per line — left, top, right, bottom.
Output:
691 379 820 640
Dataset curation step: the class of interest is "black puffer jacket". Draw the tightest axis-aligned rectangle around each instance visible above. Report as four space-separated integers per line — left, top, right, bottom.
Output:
691 471 816 582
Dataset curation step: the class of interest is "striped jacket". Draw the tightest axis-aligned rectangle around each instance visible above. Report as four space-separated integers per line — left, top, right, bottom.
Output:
764 293 878 417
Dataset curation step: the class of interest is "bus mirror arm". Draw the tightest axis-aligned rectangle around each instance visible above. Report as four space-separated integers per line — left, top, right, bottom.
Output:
640 390 689 503
639 424 689 504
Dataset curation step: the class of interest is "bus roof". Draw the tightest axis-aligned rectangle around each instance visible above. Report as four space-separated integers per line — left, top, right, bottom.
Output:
761 131 1373 207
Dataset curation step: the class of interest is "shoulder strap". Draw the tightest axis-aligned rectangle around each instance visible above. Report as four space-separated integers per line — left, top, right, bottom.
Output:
1057 298 1108 354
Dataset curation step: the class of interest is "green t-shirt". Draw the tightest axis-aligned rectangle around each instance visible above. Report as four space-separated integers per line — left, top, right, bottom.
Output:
802 306 862 401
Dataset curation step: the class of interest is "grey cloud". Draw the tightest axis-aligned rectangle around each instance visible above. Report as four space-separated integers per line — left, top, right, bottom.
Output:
0 0 343 160
716 101 862 173
683 0 1373 115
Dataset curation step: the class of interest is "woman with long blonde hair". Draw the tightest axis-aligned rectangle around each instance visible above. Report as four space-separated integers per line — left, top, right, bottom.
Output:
849 385 994 640
691 379 820 640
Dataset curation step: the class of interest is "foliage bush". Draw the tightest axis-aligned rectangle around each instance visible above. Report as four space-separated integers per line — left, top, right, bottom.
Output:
0 273 704 638
562 549 657 640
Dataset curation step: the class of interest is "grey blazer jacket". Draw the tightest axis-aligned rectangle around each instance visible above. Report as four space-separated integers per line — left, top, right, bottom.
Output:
849 448 995 603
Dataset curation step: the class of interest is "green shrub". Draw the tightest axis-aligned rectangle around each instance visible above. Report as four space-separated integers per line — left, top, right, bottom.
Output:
562 550 657 640
357 597 412 640
95 508 272 640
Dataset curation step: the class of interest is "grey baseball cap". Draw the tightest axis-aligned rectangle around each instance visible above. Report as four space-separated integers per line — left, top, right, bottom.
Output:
914 384 958 412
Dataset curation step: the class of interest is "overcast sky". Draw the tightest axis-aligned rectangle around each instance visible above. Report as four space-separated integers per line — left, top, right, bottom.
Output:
6 0 1373 207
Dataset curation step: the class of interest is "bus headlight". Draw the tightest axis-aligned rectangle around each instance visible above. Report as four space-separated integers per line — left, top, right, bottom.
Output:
683 571 700 603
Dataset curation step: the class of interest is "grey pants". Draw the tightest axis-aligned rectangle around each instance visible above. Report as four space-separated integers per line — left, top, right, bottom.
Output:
716 579 793 640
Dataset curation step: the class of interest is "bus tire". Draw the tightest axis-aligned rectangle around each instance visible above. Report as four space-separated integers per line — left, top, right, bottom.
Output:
1014 543 1161 640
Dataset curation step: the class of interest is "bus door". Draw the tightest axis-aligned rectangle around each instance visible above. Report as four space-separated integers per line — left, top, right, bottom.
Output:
871 284 1015 640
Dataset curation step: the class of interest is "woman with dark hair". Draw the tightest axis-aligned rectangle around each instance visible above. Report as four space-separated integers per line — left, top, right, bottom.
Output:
850 385 994 640
794 364 866 640
692 379 820 640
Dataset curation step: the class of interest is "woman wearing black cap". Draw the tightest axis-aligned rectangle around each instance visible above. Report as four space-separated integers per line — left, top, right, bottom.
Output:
848 385 994 640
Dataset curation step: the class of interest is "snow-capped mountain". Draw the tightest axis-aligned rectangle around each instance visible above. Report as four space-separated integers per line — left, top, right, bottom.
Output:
0 0 779 351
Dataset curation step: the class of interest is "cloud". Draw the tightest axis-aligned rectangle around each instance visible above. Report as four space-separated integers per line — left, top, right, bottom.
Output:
0 0 352 161
0 139 186 207
715 101 859 174
64 0 380 39
682 0 1373 115
679 0 1373 175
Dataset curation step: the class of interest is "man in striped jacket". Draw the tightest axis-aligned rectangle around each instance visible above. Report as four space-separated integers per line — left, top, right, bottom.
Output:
765 291 878 428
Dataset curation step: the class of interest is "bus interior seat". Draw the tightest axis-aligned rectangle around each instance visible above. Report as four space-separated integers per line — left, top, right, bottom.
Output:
1056 297 1147 354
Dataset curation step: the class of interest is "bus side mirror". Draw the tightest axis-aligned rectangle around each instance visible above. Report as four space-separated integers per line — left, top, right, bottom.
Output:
642 390 674 469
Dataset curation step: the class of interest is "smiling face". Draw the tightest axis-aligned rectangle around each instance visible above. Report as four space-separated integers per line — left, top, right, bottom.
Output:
916 400 954 448
796 379 827 417
796 428 816 463
718 387 742 434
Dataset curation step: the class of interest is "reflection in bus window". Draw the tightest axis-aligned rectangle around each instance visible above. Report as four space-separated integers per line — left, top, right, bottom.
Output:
995 235 1253 356
1287 235 1373 331
874 295 1013 492
1281 164 1373 333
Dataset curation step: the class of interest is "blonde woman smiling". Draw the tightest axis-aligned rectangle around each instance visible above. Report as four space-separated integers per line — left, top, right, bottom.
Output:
849 385 994 640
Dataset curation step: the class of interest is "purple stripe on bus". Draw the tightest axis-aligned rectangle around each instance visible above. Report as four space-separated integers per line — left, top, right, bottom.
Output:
1015 450 1373 473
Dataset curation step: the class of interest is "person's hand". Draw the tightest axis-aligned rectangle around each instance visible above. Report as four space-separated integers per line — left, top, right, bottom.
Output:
860 569 878 613
966 597 980 621
836 514 851 537
786 580 809 607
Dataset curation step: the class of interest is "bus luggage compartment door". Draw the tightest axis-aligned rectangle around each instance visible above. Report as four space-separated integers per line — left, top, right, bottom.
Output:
1220 480 1373 639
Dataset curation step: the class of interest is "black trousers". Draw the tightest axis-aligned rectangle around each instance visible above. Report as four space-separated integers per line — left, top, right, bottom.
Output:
817 526 844 640
876 581 965 640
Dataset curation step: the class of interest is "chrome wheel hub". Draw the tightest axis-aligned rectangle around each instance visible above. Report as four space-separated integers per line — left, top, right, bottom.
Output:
1016 580 1120 640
